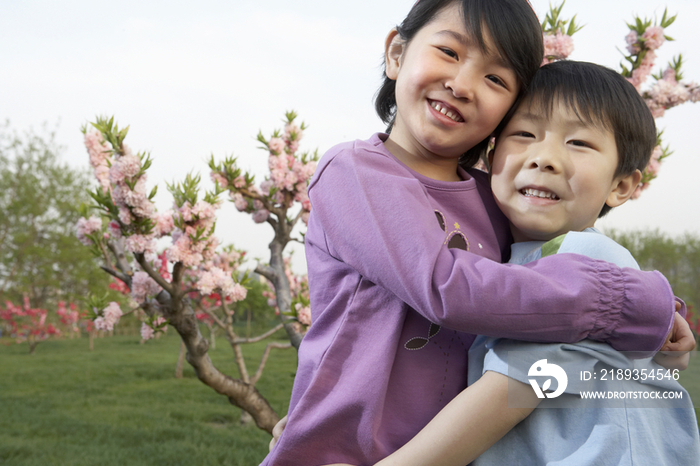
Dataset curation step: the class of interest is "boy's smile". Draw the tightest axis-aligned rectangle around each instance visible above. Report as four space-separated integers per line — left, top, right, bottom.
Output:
490 101 635 243
383 3 518 181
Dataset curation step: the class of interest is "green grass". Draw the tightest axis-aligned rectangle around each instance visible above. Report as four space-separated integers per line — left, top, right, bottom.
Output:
0 333 297 465
2 334 700 465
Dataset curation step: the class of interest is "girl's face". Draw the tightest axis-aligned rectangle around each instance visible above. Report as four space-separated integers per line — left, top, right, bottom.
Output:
385 3 519 176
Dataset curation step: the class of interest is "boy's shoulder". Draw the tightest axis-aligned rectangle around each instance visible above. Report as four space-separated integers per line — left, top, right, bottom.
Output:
544 228 640 270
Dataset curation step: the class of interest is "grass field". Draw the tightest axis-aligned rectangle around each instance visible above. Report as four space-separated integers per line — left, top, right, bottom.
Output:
0 333 297 466
2 333 700 465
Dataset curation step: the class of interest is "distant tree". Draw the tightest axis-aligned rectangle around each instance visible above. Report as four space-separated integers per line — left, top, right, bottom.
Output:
0 122 114 308
607 229 699 313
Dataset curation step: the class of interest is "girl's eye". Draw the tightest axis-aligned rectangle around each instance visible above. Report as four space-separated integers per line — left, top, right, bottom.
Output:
514 131 534 138
439 48 458 59
569 140 592 148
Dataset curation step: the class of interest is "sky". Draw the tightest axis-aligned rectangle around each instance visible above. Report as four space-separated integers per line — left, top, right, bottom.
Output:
1 0 699 273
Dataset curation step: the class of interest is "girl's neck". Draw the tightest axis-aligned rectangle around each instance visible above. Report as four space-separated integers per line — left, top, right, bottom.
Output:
383 136 462 182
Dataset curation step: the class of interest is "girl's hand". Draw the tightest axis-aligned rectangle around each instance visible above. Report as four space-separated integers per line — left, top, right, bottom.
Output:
654 311 694 370
268 415 288 451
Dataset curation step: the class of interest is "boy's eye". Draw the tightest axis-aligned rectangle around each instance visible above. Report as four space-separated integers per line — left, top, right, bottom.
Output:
514 131 534 138
487 75 506 88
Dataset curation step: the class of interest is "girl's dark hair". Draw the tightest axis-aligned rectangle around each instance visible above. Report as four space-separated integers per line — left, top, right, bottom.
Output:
374 0 544 168
496 60 657 217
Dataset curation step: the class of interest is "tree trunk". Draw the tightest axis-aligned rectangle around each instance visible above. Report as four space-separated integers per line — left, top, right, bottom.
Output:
155 290 281 433
175 340 186 378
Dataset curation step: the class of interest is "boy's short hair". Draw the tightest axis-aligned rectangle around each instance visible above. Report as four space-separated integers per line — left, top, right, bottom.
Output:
497 60 656 217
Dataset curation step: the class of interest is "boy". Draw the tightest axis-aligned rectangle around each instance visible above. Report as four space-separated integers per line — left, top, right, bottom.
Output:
361 60 700 466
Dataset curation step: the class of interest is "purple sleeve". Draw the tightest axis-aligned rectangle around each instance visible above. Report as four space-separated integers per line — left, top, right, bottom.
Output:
307 144 675 352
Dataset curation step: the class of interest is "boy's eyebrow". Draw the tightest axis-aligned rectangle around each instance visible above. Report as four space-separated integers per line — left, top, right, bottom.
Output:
515 110 603 132
434 30 509 69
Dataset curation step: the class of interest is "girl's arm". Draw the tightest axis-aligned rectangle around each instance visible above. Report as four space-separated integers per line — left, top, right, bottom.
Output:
308 142 675 352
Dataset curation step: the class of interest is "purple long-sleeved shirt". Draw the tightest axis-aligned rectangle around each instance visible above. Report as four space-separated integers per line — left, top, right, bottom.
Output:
260 133 676 466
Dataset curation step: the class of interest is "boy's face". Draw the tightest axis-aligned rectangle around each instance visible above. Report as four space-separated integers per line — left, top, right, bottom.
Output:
490 100 626 243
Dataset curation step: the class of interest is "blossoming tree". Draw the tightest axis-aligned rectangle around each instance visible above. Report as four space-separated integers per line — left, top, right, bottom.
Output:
77 113 314 432
1 297 61 354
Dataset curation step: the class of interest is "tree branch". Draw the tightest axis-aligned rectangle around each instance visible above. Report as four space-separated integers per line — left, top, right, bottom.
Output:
135 253 173 294
234 323 285 344
255 263 278 282
251 342 292 385
99 265 131 286
106 238 133 277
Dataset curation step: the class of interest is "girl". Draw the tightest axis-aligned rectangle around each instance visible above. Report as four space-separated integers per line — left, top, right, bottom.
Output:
260 1 683 465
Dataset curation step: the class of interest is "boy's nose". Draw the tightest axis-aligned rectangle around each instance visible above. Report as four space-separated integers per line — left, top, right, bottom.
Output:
527 142 564 173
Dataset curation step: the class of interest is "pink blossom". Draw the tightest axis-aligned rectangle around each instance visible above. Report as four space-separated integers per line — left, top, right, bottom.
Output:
108 221 122 239
84 130 111 168
295 303 311 326
628 50 656 89
252 209 269 223
125 234 156 254
94 302 122 331
642 26 665 51
117 153 142 179
210 172 228 188
94 165 111 192
132 271 162 302
231 192 249 211
268 137 286 155
76 216 102 246
103 302 122 325
625 31 640 54
140 322 155 340
260 180 273 195
689 84 700 103
167 235 204 267
109 163 125 184
229 283 247 302
269 152 290 171
153 316 167 331
233 176 247 189
180 202 194 222
191 200 217 221
287 140 300 154
117 206 132 225
197 267 246 301
284 123 303 142
662 67 677 84
647 78 691 114
155 211 175 237
542 32 574 64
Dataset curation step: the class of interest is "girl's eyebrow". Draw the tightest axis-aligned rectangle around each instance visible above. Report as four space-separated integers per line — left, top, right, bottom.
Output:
434 30 509 69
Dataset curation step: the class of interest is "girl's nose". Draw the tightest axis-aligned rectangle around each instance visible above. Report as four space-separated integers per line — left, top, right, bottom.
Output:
445 68 476 101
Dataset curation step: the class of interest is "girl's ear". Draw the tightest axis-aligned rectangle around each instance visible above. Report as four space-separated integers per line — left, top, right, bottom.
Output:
606 169 642 208
385 28 405 80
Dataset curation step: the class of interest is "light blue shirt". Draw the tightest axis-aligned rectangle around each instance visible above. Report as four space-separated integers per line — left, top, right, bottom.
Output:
469 228 700 465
